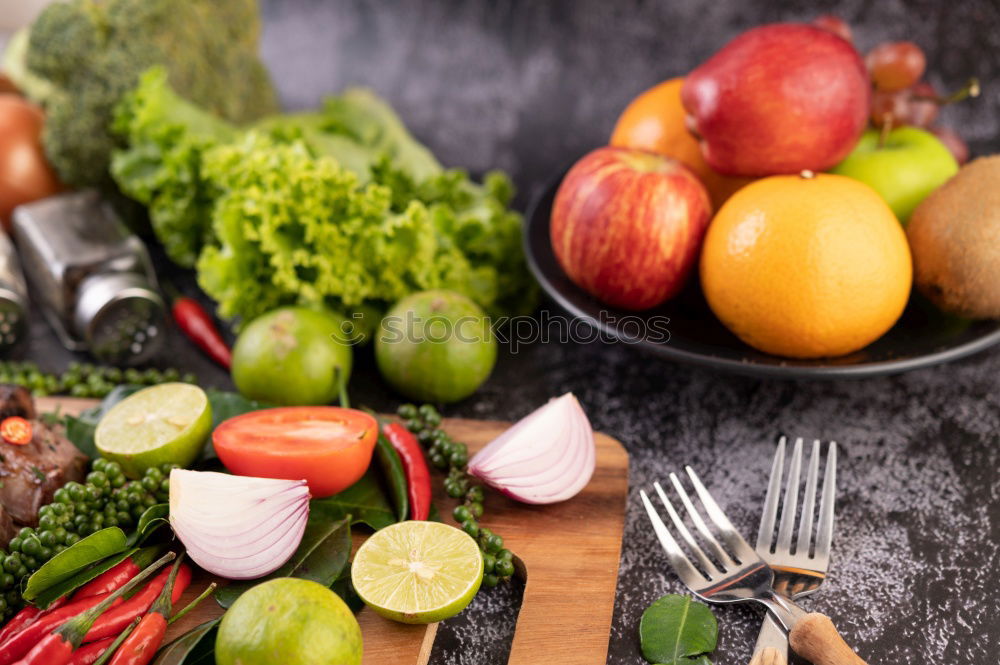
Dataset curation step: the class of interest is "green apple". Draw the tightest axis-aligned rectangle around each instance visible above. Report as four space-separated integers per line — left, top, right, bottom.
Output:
829 127 958 225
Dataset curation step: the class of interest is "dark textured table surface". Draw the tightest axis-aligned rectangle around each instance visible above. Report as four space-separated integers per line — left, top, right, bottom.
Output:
11 1 1000 663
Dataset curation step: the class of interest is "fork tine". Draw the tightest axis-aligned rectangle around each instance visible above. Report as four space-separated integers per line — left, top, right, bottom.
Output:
755 436 786 552
669 473 737 570
640 489 708 587
653 482 722 578
684 466 757 562
796 439 821 555
815 442 837 558
776 437 803 552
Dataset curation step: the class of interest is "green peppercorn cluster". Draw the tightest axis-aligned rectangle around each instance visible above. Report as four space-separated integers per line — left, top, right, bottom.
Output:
0 459 173 620
0 361 196 398
397 403 516 588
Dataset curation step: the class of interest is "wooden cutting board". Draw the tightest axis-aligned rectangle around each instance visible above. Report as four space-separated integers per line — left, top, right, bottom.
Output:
38 398 630 665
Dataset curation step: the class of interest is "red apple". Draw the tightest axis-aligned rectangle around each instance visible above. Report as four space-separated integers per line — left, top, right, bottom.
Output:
550 147 712 310
681 23 870 177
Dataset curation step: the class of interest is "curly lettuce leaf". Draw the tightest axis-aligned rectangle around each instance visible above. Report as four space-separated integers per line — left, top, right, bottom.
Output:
112 71 538 324
111 67 237 266
195 135 485 326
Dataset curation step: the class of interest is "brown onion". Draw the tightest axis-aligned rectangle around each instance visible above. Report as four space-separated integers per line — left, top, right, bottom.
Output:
0 94 62 232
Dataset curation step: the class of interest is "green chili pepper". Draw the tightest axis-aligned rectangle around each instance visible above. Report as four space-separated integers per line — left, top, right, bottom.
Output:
374 433 409 523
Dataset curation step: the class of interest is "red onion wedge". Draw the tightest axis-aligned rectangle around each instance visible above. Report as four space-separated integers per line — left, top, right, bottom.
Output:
468 393 595 504
168 469 310 580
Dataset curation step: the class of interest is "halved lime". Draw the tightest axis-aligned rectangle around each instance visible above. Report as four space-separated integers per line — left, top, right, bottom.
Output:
95 383 212 478
352 521 484 624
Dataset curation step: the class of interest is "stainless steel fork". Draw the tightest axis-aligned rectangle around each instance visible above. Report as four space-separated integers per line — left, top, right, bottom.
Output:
749 438 837 665
640 466 865 665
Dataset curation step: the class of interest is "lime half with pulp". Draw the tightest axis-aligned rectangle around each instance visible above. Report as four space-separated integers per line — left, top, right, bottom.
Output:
95 383 211 478
352 520 484 624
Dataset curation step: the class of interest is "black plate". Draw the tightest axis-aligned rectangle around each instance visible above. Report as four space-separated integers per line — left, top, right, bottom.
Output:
524 175 1000 379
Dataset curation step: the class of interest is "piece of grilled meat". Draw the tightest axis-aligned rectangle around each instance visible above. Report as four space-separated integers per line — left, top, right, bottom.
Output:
0 385 87 547
0 385 35 421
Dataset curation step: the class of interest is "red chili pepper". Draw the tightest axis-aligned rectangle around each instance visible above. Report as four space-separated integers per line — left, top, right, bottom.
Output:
0 608 41 646
81 564 190 644
0 596 70 646
171 297 232 369
0 417 32 445
72 561 138 601
11 553 174 665
73 547 163 600
63 617 140 665
105 614 164 665
0 594 118 665
106 554 186 665
65 637 114 665
383 422 432 520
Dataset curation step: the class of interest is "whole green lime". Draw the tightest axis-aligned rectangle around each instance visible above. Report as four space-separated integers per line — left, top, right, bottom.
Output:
215 578 362 665
375 290 497 403
231 306 353 406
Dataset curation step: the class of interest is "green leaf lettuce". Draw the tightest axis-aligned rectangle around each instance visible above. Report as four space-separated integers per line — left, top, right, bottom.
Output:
111 68 537 326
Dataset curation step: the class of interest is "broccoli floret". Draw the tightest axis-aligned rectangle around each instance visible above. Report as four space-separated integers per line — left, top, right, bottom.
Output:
13 0 278 188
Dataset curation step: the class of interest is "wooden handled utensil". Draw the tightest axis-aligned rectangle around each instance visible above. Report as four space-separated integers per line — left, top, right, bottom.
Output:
639 466 867 665
749 437 838 665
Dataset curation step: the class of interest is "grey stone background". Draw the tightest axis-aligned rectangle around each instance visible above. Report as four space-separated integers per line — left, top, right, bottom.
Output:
259 0 1000 208
3 1 1000 663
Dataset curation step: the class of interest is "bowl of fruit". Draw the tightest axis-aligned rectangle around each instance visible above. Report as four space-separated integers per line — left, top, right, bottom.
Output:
526 16 1000 378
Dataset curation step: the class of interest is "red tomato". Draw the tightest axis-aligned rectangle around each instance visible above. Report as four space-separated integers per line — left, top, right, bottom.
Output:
1 416 32 445
213 407 378 497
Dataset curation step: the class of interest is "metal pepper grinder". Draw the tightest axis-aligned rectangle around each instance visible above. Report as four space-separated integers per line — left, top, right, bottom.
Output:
12 190 166 365
0 231 29 352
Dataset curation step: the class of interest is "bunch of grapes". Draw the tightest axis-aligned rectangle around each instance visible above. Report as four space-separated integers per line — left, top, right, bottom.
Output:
813 14 978 164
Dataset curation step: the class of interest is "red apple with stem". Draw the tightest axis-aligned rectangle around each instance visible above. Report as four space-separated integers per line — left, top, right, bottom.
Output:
550 146 712 310
681 23 870 177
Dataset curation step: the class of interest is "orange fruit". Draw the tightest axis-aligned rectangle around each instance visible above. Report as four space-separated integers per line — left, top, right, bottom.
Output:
610 77 752 209
700 173 912 358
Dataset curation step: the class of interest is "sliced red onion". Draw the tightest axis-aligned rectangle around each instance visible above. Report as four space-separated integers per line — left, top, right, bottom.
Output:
468 393 596 504
169 469 310 580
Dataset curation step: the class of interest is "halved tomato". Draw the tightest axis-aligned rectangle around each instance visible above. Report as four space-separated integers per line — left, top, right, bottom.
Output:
213 407 378 497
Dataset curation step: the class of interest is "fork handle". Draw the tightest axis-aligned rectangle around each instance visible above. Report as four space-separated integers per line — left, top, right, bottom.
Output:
789 613 868 665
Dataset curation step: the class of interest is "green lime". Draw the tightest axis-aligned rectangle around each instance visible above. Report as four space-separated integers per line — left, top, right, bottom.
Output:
231 306 353 406
94 383 211 478
375 290 496 403
352 520 484 624
216 578 362 665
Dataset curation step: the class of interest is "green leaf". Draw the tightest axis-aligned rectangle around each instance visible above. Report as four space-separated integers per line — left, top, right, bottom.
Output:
330 563 364 613
23 527 128 601
214 512 352 609
652 658 711 665
639 594 718 665
127 503 170 547
374 432 408 522
30 548 135 609
151 619 219 665
311 466 396 531
63 385 145 457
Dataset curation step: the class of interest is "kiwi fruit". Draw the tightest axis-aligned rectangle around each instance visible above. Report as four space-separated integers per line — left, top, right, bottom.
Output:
907 155 1000 319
